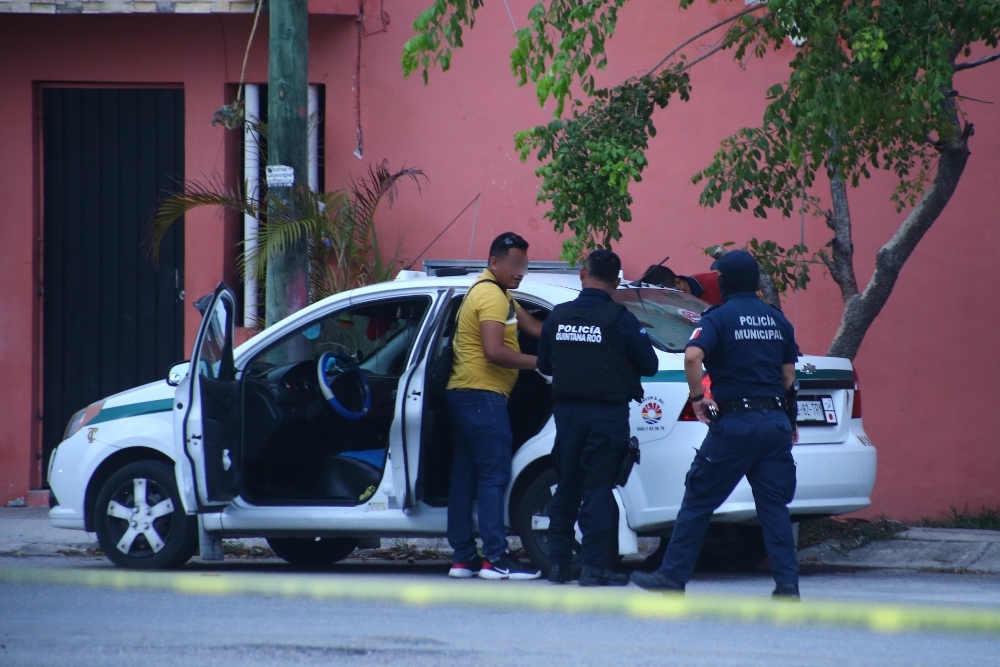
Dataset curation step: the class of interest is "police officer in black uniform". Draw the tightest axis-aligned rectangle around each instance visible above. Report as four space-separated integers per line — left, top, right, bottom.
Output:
631 250 802 599
537 250 658 586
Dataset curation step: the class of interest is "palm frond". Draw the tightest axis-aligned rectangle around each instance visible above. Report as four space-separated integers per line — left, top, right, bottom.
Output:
148 175 262 267
149 158 425 312
236 189 344 282
346 160 428 234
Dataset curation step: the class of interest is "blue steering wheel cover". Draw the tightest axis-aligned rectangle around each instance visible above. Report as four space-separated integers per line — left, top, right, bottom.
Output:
317 351 372 421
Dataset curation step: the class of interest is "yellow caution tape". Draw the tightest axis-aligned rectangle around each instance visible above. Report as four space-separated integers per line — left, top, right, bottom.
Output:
1 565 998 635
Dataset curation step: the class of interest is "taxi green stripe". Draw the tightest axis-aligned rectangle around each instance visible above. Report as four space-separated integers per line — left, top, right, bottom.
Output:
90 398 175 425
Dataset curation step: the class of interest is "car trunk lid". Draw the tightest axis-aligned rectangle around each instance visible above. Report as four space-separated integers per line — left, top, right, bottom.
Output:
794 354 856 444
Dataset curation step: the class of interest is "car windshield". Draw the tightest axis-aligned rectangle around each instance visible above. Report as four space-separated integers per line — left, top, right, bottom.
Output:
612 287 706 352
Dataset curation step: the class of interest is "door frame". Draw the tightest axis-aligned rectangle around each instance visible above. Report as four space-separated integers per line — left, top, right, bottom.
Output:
176 284 238 513
33 82 185 489
383 287 454 509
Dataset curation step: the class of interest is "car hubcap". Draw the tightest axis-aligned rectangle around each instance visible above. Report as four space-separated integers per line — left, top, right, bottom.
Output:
106 477 175 556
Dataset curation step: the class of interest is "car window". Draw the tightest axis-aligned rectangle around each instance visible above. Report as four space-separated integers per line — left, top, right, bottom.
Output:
612 287 706 352
246 296 432 378
197 297 231 378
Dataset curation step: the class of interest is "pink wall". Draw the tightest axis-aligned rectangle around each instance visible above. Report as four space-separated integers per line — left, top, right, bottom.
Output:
1 1 997 519
0 13 354 500
351 0 1000 521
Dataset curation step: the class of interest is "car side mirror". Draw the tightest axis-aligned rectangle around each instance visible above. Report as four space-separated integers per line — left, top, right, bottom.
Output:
166 361 190 387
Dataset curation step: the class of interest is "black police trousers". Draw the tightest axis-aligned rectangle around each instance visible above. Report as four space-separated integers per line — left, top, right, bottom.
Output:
657 408 799 586
547 400 629 569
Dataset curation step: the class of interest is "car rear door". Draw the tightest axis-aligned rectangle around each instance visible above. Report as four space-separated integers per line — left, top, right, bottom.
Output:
387 287 455 509
174 284 240 512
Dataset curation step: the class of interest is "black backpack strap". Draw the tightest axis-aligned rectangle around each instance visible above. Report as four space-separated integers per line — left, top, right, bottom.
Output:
448 279 505 333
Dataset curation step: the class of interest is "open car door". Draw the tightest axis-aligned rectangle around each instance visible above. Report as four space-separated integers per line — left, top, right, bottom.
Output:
174 284 239 513
387 287 455 510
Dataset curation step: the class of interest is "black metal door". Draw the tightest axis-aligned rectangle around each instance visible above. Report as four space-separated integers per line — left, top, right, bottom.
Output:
41 88 185 483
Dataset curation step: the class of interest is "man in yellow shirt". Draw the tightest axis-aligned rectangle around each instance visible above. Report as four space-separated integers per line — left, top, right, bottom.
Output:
446 232 543 580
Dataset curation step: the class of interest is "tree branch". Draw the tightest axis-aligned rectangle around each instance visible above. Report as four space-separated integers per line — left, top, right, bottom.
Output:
678 33 752 74
827 121 974 359
818 250 835 275
825 173 860 303
954 51 1000 71
647 3 768 76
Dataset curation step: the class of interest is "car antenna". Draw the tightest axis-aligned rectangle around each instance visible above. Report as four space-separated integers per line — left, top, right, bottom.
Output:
405 194 482 271
629 254 670 287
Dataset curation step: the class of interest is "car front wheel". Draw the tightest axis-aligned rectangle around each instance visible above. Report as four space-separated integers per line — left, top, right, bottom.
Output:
94 460 198 569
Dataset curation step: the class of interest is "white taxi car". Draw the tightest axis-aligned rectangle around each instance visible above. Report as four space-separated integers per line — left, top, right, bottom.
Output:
48 272 877 570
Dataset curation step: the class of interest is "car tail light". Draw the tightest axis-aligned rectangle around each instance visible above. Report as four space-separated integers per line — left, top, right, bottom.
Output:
678 402 698 421
851 368 862 418
678 373 712 421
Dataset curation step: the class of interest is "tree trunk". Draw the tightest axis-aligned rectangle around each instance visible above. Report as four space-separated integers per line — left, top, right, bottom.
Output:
826 122 972 360
265 0 310 327
757 272 782 310
824 173 859 303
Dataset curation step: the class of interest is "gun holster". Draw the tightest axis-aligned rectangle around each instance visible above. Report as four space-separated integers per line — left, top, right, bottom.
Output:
615 436 641 487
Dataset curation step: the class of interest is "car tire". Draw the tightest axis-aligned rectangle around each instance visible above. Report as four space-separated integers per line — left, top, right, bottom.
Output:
696 524 768 572
266 537 359 567
515 468 619 575
94 460 198 569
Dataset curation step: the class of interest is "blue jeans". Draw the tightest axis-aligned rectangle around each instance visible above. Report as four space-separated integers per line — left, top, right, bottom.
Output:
659 409 799 586
446 389 513 563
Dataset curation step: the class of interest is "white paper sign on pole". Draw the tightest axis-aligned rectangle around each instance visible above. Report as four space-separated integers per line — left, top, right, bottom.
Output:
265 165 295 188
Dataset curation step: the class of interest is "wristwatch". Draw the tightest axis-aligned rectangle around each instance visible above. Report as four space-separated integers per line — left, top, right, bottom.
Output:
689 393 705 403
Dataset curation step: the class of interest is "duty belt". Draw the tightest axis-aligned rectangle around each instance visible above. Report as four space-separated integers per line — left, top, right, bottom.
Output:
717 396 787 416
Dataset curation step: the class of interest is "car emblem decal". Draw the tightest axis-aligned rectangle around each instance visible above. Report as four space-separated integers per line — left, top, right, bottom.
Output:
800 363 817 374
87 428 98 443
641 401 663 425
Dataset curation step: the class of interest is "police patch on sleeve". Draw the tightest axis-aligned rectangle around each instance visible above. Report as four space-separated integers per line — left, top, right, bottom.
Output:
690 327 702 340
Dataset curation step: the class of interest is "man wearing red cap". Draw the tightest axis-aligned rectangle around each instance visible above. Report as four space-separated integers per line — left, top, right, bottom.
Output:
675 273 722 306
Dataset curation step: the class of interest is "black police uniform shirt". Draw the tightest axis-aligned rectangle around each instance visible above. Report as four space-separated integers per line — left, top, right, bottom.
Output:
685 291 799 404
537 288 659 393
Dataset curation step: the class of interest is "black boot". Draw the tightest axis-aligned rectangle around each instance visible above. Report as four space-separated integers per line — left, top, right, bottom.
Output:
772 583 800 601
630 570 685 592
548 563 575 584
579 565 630 587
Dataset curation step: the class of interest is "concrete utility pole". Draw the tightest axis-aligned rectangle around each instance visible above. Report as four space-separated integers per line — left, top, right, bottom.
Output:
265 0 310 327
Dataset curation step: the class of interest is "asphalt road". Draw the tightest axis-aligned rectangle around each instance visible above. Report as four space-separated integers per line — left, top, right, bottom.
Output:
1 556 999 667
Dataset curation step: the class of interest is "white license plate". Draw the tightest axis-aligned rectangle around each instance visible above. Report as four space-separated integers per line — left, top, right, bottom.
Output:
797 396 837 425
